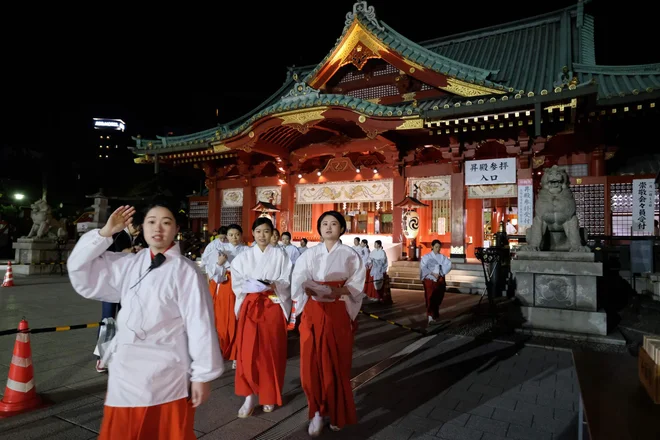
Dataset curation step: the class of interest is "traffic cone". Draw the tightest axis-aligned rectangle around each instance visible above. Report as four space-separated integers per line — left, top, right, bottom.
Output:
0 319 42 417
2 262 14 287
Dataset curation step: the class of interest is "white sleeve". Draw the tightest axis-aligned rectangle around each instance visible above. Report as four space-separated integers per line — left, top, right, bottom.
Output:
67 229 130 303
176 263 225 383
230 254 246 308
419 254 432 280
289 246 301 266
345 251 366 298
440 255 452 277
291 252 312 316
273 252 293 305
201 241 225 283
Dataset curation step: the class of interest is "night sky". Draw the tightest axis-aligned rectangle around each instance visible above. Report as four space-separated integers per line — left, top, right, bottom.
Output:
0 0 655 203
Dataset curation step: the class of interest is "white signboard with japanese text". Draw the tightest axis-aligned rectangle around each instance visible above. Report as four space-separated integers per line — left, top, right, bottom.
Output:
517 179 534 226
632 179 655 233
465 158 517 186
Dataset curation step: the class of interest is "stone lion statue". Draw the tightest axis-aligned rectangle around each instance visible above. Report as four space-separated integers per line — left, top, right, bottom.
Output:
25 199 68 240
523 165 590 252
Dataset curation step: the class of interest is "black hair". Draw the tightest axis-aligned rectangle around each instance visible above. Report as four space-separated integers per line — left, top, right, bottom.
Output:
300 238 308 245
375 240 382 247
281 231 291 239
317 210 347 236
354 237 360 242
361 239 369 248
431 239 442 248
226 224 243 234
143 199 181 225
131 210 144 228
218 226 228 235
252 217 274 232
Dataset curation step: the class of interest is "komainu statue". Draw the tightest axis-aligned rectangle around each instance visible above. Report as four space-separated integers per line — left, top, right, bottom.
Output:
523 165 590 252
25 199 68 240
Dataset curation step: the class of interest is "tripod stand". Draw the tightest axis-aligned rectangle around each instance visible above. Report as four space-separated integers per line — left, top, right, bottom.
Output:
474 247 507 326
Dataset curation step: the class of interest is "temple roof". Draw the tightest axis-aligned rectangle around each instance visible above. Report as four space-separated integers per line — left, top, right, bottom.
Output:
133 1 658 154
573 63 660 103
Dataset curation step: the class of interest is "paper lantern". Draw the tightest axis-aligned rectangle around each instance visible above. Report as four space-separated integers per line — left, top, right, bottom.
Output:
403 210 420 239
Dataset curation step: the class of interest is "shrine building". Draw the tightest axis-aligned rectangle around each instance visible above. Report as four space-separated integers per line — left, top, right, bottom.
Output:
132 1 659 262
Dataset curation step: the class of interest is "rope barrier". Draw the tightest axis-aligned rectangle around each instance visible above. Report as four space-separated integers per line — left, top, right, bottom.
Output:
0 321 105 337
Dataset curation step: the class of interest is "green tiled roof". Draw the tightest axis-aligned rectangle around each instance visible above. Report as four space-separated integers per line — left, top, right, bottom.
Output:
133 78 422 152
133 1 658 154
421 4 590 95
302 2 510 91
573 63 660 102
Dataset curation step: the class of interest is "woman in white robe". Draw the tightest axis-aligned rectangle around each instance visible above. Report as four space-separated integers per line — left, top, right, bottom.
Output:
230 217 293 417
201 223 246 368
419 239 452 326
68 203 224 440
365 239 392 304
291 210 366 436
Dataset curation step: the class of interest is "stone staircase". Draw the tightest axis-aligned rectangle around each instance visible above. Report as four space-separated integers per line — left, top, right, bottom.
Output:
388 260 486 294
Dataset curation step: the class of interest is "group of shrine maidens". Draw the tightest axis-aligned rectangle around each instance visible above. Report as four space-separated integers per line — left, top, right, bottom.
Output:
67 202 451 439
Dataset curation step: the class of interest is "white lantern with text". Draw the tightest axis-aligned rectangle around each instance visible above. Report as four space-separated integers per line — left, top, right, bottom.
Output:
403 210 420 239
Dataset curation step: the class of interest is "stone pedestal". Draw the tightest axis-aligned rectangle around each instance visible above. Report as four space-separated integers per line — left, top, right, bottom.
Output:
12 238 75 275
511 251 607 335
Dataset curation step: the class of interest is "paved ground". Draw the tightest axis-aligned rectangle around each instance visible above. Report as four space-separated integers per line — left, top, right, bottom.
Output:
0 275 584 439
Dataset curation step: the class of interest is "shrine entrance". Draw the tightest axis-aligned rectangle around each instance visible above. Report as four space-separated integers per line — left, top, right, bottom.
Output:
332 202 393 235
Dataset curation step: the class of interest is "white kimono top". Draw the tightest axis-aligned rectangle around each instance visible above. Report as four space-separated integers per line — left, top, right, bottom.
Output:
282 243 301 265
201 240 247 283
420 251 452 281
368 248 388 281
230 244 293 319
67 229 224 407
291 242 366 321
298 246 308 254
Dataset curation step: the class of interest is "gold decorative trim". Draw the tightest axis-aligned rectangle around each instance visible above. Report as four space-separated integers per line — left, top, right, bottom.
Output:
443 78 505 97
604 151 616 160
278 109 326 126
213 143 230 153
396 118 424 130
532 156 545 169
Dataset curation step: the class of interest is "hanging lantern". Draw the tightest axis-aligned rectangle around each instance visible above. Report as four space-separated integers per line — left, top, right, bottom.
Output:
402 210 420 239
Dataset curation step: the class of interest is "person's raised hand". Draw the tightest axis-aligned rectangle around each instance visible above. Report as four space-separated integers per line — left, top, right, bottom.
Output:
100 206 136 238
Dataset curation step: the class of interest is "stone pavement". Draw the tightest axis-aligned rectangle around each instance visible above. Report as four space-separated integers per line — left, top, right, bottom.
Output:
0 275 580 439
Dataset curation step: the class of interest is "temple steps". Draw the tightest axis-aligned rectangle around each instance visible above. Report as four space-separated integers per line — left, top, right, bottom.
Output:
388 260 486 294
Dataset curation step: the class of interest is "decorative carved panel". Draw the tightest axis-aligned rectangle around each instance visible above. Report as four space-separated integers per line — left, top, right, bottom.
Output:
321 157 357 173
409 176 451 200
221 188 243 207
256 186 282 204
296 179 393 204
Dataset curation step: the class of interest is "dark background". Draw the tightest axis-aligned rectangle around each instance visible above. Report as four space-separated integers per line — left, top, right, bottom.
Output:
0 0 655 211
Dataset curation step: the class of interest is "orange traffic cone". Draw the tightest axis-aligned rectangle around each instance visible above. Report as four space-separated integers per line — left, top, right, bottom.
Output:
0 319 42 417
2 262 14 287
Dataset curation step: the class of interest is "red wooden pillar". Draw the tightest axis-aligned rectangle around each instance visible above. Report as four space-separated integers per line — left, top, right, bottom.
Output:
591 147 605 177
242 180 254 243
367 212 375 234
450 169 466 262
207 179 221 231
